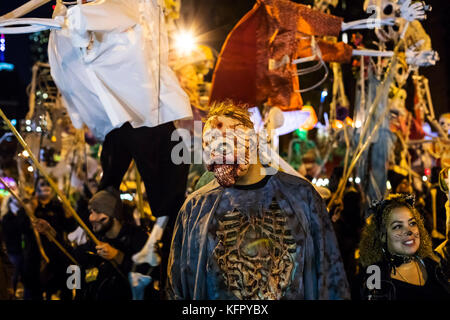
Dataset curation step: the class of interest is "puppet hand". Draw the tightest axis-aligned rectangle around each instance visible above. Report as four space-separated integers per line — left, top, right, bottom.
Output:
33 218 56 237
400 0 428 22
406 42 439 67
96 242 119 260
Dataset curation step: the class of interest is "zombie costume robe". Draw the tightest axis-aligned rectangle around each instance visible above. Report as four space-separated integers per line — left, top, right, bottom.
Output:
167 171 350 300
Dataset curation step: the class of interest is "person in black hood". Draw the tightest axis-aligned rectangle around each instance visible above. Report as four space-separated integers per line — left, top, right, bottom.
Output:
73 187 149 300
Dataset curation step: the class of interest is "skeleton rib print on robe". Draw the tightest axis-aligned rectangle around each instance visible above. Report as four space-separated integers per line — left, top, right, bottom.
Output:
167 171 350 300
213 197 297 300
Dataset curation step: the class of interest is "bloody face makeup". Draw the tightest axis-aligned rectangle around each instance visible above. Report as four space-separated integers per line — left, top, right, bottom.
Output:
385 206 420 256
203 115 255 187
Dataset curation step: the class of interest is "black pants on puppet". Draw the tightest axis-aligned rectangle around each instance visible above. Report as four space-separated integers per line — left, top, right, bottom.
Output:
98 121 189 296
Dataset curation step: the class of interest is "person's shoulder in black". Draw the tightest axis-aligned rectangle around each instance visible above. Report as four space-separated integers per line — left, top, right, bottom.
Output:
1 209 27 255
109 223 149 255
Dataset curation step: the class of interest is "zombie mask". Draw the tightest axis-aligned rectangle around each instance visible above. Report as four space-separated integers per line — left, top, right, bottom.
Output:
203 115 256 187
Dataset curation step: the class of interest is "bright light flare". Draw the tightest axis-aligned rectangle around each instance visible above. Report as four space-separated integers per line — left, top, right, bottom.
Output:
174 31 196 55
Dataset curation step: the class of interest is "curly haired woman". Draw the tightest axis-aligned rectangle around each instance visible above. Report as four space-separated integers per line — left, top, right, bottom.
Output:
358 193 450 300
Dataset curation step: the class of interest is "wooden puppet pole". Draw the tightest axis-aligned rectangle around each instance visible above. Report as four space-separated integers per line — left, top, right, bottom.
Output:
0 176 79 265
134 162 145 219
0 108 100 245
0 0 52 20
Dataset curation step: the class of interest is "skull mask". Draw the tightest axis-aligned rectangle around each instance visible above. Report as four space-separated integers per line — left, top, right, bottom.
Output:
364 0 405 43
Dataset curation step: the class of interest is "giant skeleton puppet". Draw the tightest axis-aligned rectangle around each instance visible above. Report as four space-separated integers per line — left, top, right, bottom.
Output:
167 102 350 299
363 0 442 198
0 0 193 271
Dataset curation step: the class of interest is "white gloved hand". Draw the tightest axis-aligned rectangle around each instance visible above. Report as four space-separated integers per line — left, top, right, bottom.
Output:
132 216 169 266
406 40 439 67
400 0 428 22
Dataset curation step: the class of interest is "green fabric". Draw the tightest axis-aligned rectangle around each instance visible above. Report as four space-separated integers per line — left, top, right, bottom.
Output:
194 171 215 191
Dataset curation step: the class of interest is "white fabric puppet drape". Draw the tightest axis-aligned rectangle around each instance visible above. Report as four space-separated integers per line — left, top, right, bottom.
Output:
48 0 192 140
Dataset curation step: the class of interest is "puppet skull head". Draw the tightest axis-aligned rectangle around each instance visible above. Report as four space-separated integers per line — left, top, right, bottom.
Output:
364 0 405 43
203 103 257 187
394 56 409 88
439 113 450 135
389 87 408 133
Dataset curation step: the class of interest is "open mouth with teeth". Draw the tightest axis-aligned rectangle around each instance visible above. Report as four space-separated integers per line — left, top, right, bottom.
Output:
402 239 415 247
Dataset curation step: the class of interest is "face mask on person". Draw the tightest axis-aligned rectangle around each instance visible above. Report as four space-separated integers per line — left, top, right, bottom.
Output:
89 211 114 236
36 179 53 200
202 115 255 187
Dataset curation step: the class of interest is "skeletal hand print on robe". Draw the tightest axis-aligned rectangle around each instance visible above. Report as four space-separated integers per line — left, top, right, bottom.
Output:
213 200 297 300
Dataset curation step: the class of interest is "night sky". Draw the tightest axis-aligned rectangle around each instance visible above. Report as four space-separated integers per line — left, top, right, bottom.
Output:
0 0 448 121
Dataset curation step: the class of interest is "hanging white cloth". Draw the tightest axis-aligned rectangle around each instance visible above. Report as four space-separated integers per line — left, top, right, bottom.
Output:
48 0 192 140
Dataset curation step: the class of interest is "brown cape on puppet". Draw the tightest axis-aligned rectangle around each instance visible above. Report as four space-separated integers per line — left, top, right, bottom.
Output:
209 0 353 111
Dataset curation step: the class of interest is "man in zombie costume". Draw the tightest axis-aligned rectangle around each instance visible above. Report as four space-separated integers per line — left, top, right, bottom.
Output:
167 102 350 300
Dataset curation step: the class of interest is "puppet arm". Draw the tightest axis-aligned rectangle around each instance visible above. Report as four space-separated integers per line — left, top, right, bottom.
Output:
341 18 395 32
351 41 439 67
